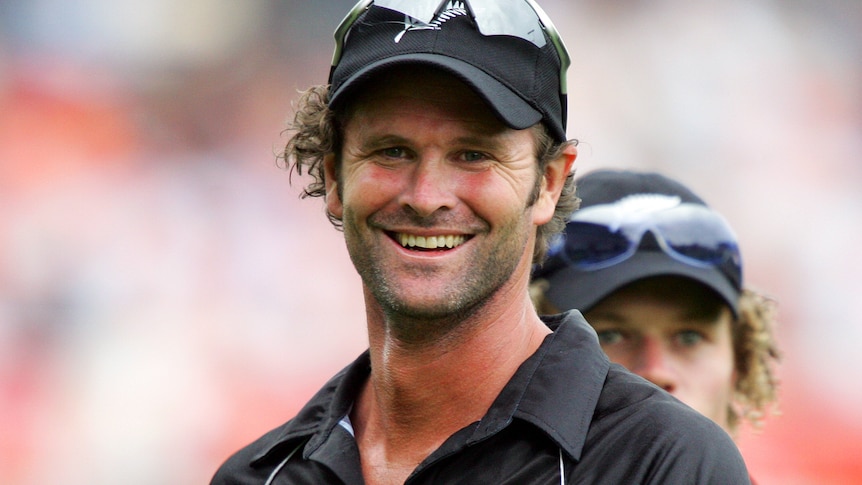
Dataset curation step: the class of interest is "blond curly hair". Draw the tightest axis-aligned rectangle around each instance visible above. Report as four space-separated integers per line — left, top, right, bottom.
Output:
729 288 781 433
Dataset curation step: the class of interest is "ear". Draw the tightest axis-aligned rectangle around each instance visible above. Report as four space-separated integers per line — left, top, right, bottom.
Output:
324 153 343 219
533 144 577 225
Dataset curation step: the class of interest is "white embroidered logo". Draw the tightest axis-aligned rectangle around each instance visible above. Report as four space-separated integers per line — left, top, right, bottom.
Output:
394 1 468 43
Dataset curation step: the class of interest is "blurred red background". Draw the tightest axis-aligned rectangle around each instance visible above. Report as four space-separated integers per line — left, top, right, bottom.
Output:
1 1 860 484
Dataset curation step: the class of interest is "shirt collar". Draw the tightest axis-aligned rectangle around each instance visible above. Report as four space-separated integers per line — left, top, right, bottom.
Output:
249 353 370 466
465 311 609 461
250 310 608 466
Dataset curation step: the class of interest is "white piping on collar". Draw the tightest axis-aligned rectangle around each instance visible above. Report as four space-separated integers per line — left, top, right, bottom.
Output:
559 447 566 485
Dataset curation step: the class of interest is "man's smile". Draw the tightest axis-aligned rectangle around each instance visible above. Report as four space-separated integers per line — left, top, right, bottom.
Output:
391 232 469 250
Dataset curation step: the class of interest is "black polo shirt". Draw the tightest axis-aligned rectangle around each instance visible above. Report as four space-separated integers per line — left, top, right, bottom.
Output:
211 312 750 484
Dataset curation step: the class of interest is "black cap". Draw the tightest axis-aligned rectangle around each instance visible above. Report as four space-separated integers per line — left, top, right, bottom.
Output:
328 1 568 142
535 169 743 316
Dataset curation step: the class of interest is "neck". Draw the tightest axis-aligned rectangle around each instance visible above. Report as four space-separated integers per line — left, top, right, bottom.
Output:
351 283 550 482
368 294 549 416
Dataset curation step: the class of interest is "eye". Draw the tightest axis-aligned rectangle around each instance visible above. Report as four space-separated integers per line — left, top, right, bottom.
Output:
460 151 488 163
381 147 408 159
596 329 624 346
675 330 705 347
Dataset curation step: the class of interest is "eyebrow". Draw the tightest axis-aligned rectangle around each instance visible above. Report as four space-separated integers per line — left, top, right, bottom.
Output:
586 310 723 327
680 304 726 323
355 131 515 155
453 132 511 147
356 134 410 151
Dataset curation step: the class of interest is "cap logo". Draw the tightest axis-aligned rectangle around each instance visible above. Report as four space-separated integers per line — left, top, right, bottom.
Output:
394 1 468 43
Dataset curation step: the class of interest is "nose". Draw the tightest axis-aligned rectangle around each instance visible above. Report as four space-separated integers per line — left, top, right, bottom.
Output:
632 338 677 394
400 158 457 218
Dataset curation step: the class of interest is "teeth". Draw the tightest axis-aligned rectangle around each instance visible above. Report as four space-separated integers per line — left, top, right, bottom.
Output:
398 233 466 249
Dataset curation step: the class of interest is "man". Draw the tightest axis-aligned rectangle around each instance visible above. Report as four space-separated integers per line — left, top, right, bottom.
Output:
212 1 751 483
531 169 781 438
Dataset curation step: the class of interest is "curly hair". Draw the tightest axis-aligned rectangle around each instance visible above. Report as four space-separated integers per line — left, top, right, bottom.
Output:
281 84 579 263
529 282 781 435
729 288 781 434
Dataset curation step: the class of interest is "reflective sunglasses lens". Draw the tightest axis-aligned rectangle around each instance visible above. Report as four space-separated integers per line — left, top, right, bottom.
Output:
374 0 448 25
331 0 373 68
564 222 634 267
654 207 740 265
670 241 740 266
469 0 546 47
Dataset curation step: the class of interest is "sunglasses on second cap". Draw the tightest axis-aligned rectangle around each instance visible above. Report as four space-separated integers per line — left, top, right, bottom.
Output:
549 194 742 284
330 0 571 95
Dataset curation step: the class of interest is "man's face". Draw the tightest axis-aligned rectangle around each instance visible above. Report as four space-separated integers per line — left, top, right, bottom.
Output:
585 277 737 431
324 68 564 333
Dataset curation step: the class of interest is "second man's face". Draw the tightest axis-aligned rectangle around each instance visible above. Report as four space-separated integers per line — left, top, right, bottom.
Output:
585 277 737 431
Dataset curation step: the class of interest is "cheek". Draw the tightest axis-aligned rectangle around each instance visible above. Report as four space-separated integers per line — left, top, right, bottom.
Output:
687 347 737 394
600 345 637 369
341 166 403 211
464 168 534 213
703 333 737 383
699 367 736 422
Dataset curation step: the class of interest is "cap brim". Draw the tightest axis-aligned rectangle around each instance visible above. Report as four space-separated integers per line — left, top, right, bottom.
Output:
542 251 741 317
329 53 543 131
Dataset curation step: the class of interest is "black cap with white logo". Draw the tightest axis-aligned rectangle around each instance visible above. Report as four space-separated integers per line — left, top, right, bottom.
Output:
328 0 569 142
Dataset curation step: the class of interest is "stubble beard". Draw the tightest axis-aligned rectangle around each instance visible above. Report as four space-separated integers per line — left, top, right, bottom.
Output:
343 210 532 345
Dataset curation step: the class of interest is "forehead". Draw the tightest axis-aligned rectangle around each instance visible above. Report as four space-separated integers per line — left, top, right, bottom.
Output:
595 276 728 320
340 67 507 132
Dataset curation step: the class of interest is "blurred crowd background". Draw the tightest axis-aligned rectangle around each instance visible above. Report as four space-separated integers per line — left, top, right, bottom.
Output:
1 1 860 484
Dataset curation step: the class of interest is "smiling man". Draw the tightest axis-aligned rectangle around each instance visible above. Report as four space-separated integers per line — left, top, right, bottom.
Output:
211 1 751 484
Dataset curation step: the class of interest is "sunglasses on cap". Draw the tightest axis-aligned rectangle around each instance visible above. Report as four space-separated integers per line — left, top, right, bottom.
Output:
549 194 742 286
330 0 571 96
